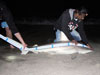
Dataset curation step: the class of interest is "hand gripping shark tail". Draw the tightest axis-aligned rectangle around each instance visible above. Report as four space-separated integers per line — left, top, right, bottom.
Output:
0 34 92 55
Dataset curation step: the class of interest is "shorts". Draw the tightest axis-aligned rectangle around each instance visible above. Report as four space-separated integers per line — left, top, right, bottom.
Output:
1 21 9 28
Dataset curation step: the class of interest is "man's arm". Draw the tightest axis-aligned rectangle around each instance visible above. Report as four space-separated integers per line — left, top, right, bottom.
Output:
78 21 88 44
61 11 74 41
78 21 93 49
14 32 27 49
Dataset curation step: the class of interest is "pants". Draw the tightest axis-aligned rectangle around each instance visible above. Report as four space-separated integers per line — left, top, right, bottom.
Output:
1 21 9 28
54 29 81 42
70 30 82 41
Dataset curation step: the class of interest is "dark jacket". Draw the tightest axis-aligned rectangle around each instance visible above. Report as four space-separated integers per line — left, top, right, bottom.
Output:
0 2 18 34
54 9 88 44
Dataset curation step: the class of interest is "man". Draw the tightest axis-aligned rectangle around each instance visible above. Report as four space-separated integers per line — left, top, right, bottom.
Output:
54 7 92 49
0 1 27 49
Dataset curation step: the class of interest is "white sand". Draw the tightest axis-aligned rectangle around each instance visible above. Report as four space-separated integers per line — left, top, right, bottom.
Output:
0 41 100 75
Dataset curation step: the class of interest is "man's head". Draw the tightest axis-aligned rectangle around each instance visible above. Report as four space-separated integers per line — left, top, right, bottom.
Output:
74 7 88 20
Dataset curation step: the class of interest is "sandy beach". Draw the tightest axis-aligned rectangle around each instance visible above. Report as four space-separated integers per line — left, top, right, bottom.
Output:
0 25 100 75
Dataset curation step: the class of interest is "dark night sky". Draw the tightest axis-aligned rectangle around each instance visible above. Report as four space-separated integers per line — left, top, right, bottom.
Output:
4 0 100 19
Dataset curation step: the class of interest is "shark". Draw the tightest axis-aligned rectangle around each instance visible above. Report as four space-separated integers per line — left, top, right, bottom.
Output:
0 34 92 55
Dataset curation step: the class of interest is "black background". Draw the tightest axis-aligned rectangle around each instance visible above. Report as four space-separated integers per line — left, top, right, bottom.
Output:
0 0 100 47
4 0 100 19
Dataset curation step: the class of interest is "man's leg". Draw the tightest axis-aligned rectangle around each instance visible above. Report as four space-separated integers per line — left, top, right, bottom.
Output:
1 21 14 48
5 27 12 39
70 30 82 41
5 27 15 48
54 29 61 42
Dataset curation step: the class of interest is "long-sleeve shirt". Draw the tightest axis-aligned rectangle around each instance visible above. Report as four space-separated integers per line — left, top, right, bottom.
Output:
54 9 88 44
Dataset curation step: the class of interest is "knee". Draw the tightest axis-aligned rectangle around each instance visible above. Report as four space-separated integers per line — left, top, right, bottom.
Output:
75 33 80 37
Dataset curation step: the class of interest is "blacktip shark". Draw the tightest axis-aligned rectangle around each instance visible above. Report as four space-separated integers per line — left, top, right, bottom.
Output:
0 34 92 55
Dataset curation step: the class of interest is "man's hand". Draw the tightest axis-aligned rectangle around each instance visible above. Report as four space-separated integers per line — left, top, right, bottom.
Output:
71 40 78 45
22 43 27 49
86 44 93 50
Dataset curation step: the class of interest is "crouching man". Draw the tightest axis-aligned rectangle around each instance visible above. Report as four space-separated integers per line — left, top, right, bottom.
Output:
54 7 92 49
0 1 27 49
